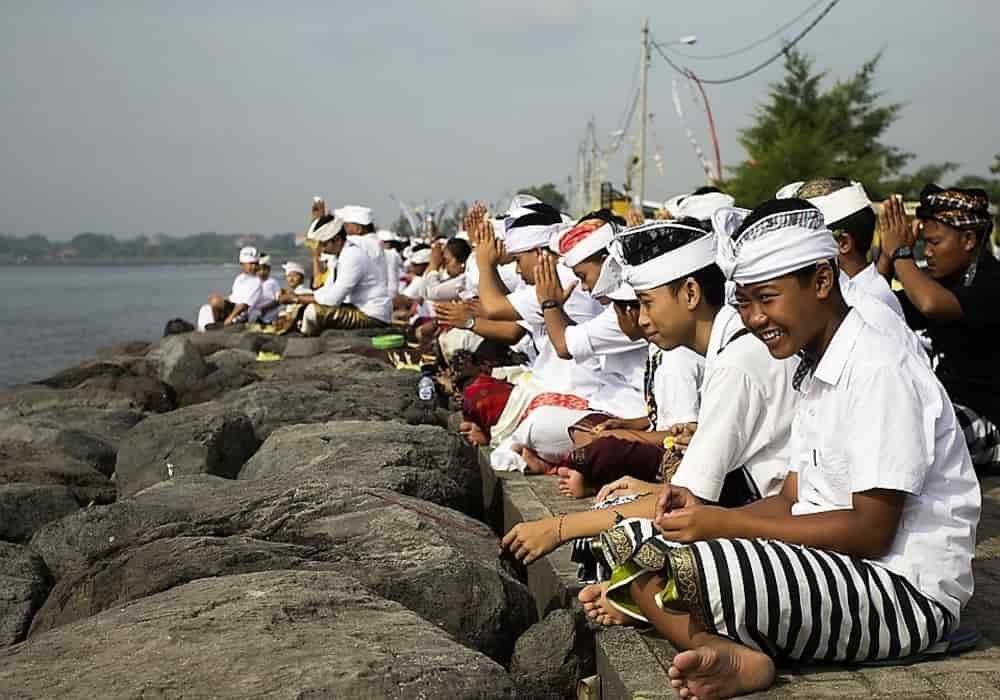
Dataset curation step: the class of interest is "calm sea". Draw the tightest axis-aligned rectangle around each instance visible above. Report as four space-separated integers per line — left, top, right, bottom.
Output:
0 264 240 388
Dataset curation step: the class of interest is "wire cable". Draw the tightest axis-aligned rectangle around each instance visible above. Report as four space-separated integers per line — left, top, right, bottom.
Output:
665 0 824 61
651 0 840 85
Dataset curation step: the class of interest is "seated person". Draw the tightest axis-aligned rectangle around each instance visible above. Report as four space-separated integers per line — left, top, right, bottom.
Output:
592 198 979 698
197 246 264 330
424 238 472 302
279 216 391 333
273 261 312 333
878 185 1000 468
378 230 406 294
254 255 282 326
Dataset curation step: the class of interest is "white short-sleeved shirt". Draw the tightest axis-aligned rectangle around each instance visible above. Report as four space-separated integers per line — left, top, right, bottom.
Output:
849 263 905 318
840 270 926 364
649 345 704 430
197 304 216 331
789 309 980 621
313 240 392 322
402 274 428 300
565 305 648 389
229 273 262 309
256 277 282 323
672 304 799 501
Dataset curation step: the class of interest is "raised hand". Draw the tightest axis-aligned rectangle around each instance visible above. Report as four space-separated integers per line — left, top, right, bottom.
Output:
878 195 915 256
625 208 645 227
534 251 576 306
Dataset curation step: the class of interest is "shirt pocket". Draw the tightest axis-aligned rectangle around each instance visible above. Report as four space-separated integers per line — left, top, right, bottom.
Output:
800 447 854 512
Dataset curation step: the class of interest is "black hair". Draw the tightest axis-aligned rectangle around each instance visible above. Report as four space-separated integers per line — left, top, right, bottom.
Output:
445 238 472 263
363 223 376 234
511 202 563 227
666 263 726 307
410 243 431 252
829 207 876 256
577 208 627 227
691 185 723 196
314 213 335 228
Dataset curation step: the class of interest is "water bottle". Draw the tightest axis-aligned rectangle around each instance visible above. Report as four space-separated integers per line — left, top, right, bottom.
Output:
417 367 437 404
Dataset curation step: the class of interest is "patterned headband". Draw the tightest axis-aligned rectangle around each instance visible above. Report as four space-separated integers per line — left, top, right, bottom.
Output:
916 184 993 237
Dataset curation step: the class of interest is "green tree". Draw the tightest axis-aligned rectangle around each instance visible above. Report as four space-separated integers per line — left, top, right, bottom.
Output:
518 183 568 212
723 50 950 207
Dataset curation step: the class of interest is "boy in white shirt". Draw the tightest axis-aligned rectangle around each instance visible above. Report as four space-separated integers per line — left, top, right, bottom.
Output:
597 199 980 698
197 246 263 330
254 255 282 325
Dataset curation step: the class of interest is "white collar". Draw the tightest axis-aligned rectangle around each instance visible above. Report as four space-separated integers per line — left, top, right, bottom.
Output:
812 309 865 387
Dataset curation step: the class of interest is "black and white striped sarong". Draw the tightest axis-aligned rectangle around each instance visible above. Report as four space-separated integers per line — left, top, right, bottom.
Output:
602 519 952 663
954 402 1000 468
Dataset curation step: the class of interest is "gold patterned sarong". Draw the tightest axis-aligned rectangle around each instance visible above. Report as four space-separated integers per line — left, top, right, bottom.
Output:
310 303 388 331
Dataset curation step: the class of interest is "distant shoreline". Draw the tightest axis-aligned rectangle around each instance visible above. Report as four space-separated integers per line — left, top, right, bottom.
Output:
0 256 301 267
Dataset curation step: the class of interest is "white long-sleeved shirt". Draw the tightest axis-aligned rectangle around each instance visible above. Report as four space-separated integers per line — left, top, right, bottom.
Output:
313 240 392 322
423 270 466 302
384 248 404 294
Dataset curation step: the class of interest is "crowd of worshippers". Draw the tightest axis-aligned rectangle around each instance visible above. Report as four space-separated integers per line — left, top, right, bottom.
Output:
198 180 995 696
197 197 474 335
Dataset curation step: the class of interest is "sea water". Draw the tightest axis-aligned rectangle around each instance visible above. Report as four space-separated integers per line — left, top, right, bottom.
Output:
0 264 241 387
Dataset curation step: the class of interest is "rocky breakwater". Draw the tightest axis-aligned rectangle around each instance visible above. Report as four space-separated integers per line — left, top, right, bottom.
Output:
0 328 534 698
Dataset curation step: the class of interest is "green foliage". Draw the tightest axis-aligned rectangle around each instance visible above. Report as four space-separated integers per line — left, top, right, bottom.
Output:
518 183 568 212
723 50 953 207
0 232 297 262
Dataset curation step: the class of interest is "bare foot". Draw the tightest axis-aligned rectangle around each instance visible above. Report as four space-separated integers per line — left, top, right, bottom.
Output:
459 421 487 446
668 636 775 699
519 447 557 475
557 466 594 498
578 582 632 627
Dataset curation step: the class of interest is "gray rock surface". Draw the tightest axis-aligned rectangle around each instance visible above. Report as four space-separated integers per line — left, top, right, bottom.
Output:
29 535 316 635
113 403 259 498
29 476 535 661
0 543 52 648
205 348 258 372
150 335 207 393
176 364 259 407
0 443 115 505
239 420 480 515
510 608 595 700
2 570 514 699
0 484 80 543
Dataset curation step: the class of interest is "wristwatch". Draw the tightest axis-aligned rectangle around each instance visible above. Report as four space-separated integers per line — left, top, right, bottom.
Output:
540 299 562 311
891 245 914 262
462 316 476 330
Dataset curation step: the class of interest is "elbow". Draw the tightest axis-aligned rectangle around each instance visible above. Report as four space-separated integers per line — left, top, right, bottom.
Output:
555 346 573 360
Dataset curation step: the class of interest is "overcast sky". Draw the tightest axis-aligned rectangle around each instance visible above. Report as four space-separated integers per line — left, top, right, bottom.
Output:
2 0 997 238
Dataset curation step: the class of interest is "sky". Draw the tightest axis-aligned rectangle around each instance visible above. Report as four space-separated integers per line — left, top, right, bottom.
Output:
1 0 998 239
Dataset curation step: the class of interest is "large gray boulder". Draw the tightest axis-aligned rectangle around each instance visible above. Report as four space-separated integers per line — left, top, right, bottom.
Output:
29 476 535 661
149 335 207 393
239 420 480 515
2 571 515 699
510 609 595 700
0 484 80 543
28 535 315 635
113 402 259 498
0 543 52 648
0 443 114 505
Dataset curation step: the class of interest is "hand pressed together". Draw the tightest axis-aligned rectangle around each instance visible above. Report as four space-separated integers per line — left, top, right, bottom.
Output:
534 252 577 307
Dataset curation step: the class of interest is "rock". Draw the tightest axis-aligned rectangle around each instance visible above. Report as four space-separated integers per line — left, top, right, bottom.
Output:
29 477 536 661
150 335 207 393
0 443 115 505
162 318 195 335
181 329 244 356
261 351 395 383
0 484 80 543
510 609 595 700
176 365 259 407
33 361 129 390
29 535 315 635
74 374 175 413
205 348 258 372
113 402 259 498
94 340 152 360
0 543 52 648
237 333 287 356
239 420 480 516
2 571 514 699
282 336 323 358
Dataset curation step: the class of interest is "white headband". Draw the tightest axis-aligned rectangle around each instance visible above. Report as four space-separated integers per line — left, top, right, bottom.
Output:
606 281 637 302
775 181 872 226
590 256 624 298
282 261 305 276
676 192 736 222
335 205 373 226
609 223 718 292
409 249 432 265
549 220 616 267
505 221 569 255
714 206 839 285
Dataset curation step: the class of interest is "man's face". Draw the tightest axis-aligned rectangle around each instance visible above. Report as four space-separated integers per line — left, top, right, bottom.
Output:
920 219 978 281
443 248 465 278
344 222 365 236
286 272 304 288
258 265 271 280
733 267 829 360
514 249 542 285
572 257 605 296
636 284 690 350
240 262 258 275
321 237 344 256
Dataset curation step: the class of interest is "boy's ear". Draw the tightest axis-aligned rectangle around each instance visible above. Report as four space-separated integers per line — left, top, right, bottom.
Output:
815 261 836 300
837 232 854 257
685 277 702 311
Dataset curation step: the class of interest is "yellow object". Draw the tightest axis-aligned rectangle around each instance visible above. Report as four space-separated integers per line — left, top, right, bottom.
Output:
663 435 676 450
256 351 282 362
